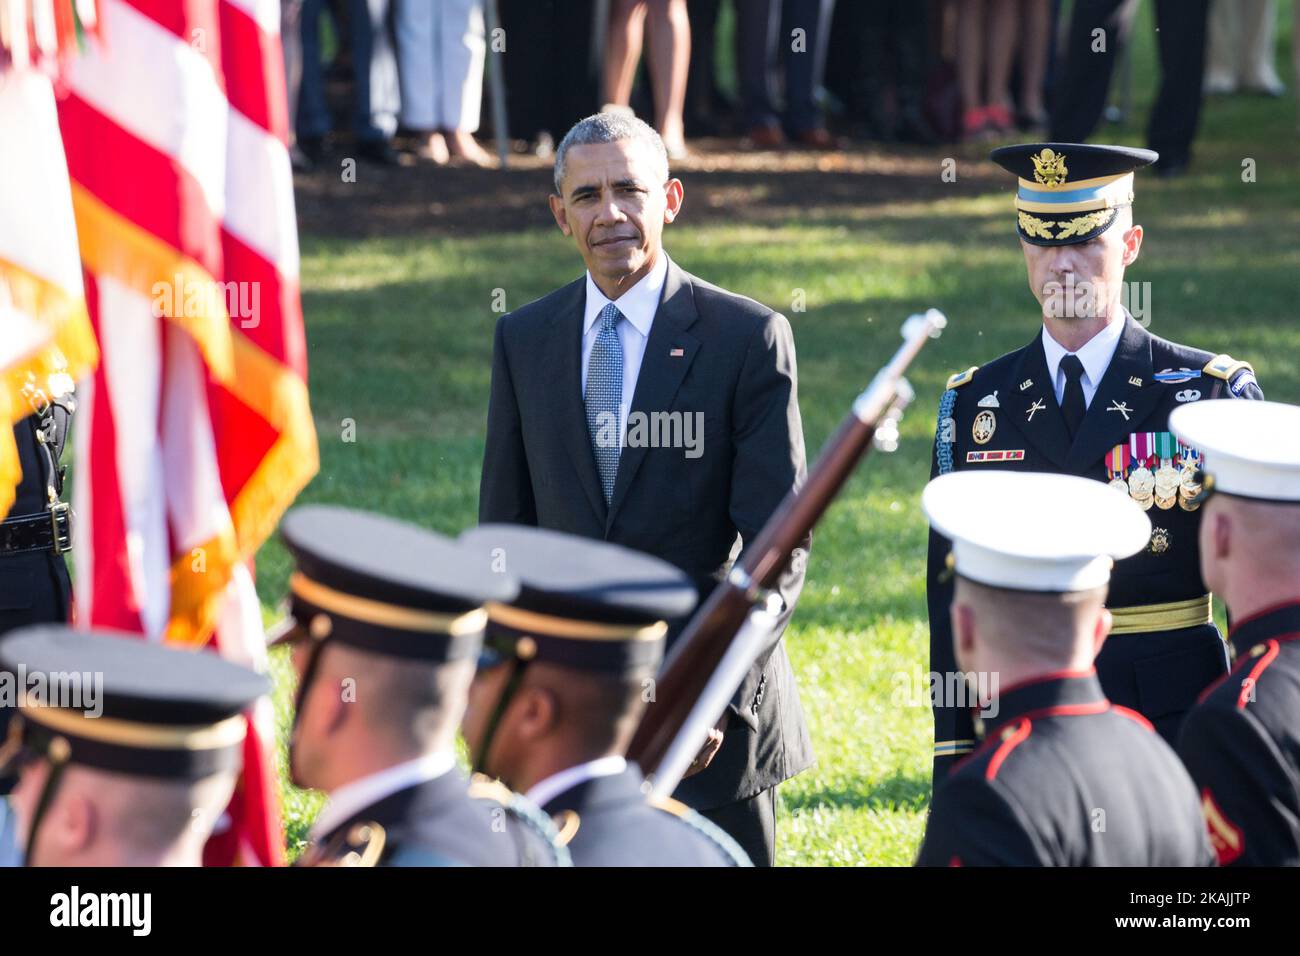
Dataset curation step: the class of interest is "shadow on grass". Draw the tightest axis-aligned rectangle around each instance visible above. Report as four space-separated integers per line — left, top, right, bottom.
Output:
784 770 931 815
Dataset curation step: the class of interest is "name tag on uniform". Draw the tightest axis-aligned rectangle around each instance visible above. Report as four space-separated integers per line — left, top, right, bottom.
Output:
967 450 1025 463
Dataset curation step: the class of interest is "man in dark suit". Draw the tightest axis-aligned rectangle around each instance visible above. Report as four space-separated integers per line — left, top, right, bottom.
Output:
459 524 751 867
274 505 568 867
1171 400 1300 866
916 471 1213 866
479 112 813 865
928 143 1263 784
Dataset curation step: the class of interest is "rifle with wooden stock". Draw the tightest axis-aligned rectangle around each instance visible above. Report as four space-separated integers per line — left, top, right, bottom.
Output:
630 309 949 796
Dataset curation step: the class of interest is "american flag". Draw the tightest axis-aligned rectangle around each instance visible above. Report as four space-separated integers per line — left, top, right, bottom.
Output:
54 0 318 865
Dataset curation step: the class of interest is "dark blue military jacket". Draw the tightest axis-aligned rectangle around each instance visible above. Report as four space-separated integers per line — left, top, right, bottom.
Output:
305 769 568 867
928 315 1263 779
1178 601 1300 867
917 672 1214 866
541 765 751 866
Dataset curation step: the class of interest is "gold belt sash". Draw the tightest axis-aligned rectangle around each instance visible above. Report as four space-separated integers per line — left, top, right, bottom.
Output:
1109 595 1213 635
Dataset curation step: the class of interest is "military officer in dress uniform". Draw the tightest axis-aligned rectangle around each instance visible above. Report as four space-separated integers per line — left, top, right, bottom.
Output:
928 142 1264 782
1171 400 1300 866
458 524 752 866
0 370 76 862
916 472 1214 866
273 505 568 867
0 626 267 866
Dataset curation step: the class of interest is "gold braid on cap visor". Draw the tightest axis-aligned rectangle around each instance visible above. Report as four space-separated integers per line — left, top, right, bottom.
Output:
484 601 668 641
20 696 249 750
290 572 489 635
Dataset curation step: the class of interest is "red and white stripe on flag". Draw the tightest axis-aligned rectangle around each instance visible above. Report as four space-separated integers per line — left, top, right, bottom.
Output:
58 0 318 866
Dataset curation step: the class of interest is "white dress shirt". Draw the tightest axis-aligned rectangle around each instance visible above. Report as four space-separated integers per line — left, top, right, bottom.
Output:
1040 314 1126 408
525 755 628 811
309 751 457 842
580 253 670 437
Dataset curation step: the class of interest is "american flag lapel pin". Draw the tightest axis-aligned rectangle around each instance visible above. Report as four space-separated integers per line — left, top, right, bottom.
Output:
669 347 685 357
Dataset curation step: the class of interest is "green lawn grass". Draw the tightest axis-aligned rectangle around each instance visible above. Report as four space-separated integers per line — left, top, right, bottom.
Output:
265 4 1300 864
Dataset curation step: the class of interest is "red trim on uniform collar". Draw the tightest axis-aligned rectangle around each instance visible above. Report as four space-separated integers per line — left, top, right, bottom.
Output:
1228 599 1300 637
995 666 1097 698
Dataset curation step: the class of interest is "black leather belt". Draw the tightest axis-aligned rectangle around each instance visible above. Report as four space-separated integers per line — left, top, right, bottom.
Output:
0 504 72 555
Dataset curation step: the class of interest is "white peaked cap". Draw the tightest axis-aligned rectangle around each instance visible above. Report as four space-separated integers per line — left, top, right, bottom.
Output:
1170 400 1300 503
922 471 1152 592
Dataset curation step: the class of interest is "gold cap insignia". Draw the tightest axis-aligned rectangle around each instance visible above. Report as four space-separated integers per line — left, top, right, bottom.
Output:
1031 148 1068 188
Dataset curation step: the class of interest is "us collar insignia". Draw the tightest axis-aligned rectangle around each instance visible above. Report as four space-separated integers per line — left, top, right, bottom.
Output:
1128 375 1143 387
1031 148 1068 187
1019 379 1033 392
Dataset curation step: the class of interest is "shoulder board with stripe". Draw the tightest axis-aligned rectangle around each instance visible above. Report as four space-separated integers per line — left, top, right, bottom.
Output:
649 795 754 866
946 366 979 390
1203 354 1254 381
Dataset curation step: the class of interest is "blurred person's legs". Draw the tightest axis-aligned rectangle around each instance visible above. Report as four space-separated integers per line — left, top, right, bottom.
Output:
956 0 989 137
685 0 727 135
983 0 1018 132
1017 0 1050 129
282 0 313 170
396 0 490 166
1295 0 1300 131
642 0 692 155
1204 0 1239 92
1146 0 1209 175
349 0 401 163
893 0 937 143
604 0 648 110
395 0 448 163
1239 0 1284 93
1049 0 1134 143
298 0 332 152
781 0 836 146
737 0 785 144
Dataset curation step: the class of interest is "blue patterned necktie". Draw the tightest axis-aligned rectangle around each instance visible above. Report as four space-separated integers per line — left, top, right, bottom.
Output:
585 303 624 503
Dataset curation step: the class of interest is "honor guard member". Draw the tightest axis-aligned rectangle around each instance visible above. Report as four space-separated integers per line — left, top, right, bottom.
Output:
0 626 267 866
928 143 1264 782
916 472 1214 866
275 505 568 867
458 524 752 867
1 371 75 813
1171 401 1300 866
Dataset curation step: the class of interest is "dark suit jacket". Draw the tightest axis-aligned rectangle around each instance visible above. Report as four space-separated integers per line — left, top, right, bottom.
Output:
479 257 815 807
927 315 1263 782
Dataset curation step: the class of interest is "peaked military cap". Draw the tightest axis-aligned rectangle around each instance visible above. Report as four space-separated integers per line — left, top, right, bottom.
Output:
1170 400 1300 504
275 505 519 662
989 142 1158 246
457 524 698 674
0 626 267 779
923 471 1151 592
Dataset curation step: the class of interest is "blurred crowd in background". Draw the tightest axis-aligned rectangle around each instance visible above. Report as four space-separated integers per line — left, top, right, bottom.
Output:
280 0 1299 178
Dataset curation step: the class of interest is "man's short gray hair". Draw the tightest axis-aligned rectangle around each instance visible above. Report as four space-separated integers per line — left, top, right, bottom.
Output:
553 112 670 195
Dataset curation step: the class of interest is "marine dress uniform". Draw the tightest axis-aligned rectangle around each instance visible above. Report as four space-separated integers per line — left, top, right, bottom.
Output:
928 143 1264 780
917 472 1215 866
1172 400 1300 866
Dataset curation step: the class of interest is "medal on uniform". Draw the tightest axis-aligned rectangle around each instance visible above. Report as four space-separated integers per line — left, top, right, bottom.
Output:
972 409 996 445
1152 432 1179 510
1127 432 1155 510
1105 444 1131 494
1178 442 1202 511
